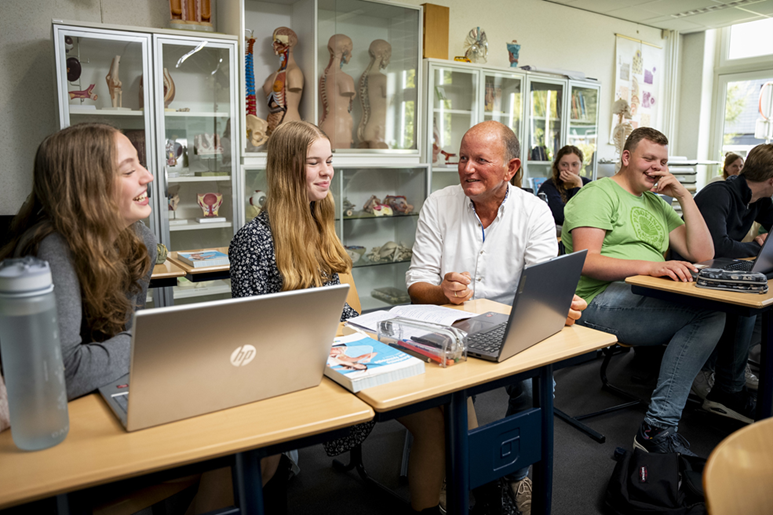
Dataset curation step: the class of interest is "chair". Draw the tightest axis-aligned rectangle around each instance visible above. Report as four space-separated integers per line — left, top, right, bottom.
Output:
704 417 773 514
338 272 362 314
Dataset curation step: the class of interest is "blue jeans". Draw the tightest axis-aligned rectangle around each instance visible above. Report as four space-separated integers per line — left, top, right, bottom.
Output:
578 282 725 430
705 315 759 394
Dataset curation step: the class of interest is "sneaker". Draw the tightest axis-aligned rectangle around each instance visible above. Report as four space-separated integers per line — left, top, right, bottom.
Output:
745 364 759 391
703 387 755 424
633 422 698 457
690 369 714 399
509 476 532 515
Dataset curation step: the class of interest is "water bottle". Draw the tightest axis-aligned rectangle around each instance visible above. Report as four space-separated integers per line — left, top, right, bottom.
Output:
0 256 69 451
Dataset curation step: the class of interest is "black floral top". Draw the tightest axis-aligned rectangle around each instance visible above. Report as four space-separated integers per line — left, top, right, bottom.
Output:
229 211 359 321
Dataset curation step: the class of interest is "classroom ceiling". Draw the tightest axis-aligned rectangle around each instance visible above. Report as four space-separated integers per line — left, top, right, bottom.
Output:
545 0 773 33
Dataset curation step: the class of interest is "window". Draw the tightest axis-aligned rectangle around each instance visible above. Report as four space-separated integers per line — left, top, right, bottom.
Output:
719 75 773 158
728 18 773 61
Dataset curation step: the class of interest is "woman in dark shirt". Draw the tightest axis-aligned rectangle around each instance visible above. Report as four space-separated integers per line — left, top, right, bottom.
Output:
538 145 591 225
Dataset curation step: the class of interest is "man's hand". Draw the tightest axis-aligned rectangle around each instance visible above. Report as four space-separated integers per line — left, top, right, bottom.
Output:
648 169 689 200
647 260 698 282
559 170 583 189
754 233 768 246
565 294 587 326
441 271 473 304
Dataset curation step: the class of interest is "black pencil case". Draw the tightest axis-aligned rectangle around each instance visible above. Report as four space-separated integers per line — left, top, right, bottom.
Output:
695 268 768 294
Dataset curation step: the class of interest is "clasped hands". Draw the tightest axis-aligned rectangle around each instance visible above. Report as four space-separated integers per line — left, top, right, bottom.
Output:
441 271 587 326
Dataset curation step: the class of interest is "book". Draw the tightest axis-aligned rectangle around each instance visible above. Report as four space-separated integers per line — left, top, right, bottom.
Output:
325 333 425 393
531 177 548 193
176 250 229 268
346 304 472 333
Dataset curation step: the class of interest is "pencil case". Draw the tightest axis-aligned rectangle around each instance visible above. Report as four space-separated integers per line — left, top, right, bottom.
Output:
695 268 768 294
377 317 467 367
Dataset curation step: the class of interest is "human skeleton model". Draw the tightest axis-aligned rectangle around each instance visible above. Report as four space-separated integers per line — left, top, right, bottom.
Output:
105 56 122 108
357 39 391 149
263 27 303 137
319 34 355 149
612 98 634 172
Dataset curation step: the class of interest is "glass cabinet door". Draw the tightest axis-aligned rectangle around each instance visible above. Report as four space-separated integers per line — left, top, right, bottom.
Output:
335 166 427 311
481 71 523 140
526 78 565 180
155 36 238 304
567 82 600 180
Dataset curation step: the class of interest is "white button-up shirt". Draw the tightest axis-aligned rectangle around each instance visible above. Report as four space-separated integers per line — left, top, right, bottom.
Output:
406 183 558 306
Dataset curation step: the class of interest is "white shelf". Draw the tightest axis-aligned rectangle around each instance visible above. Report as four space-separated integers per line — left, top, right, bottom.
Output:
164 111 230 117
431 165 459 172
433 108 474 115
69 107 142 116
168 175 232 183
173 280 231 299
169 221 233 231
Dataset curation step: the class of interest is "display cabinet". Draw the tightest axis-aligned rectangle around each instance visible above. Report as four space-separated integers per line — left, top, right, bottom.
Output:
217 0 422 159
53 22 240 306
244 164 427 311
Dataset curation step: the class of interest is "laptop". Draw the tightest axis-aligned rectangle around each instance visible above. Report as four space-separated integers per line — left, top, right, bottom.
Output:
99 284 349 431
696 233 773 278
452 250 587 362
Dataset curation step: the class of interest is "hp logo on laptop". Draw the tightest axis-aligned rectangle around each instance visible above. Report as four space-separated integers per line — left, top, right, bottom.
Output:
230 345 257 367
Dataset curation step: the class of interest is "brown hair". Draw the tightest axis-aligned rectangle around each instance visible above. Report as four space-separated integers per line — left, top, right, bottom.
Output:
0 123 151 341
265 121 351 291
623 127 669 154
722 152 743 180
551 145 584 203
740 144 773 182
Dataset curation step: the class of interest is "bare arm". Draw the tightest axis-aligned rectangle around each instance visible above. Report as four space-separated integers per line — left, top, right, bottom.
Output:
408 272 473 305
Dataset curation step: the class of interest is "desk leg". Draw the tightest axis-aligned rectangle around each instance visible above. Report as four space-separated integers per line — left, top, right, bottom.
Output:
233 449 264 515
759 311 772 420
446 391 469 515
531 365 553 515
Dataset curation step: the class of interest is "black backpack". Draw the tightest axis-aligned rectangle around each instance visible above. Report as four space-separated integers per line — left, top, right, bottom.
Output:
605 448 707 515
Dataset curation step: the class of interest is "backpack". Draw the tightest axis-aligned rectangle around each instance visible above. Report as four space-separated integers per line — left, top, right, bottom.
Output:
605 448 707 515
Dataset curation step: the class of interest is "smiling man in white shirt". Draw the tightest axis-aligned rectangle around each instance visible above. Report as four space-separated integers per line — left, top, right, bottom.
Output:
406 120 585 514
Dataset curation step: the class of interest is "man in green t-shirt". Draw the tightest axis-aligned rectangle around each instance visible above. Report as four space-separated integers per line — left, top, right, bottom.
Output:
562 127 726 457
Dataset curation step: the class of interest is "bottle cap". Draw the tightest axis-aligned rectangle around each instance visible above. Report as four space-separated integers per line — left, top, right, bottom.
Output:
0 256 54 294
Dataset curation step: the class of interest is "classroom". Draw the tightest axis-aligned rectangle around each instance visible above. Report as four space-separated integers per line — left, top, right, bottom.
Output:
1 1 773 514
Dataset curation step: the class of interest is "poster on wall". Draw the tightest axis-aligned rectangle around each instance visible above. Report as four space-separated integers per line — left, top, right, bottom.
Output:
611 35 664 143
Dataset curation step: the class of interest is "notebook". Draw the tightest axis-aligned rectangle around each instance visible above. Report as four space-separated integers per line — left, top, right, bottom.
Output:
452 250 587 362
696 233 773 279
99 284 349 431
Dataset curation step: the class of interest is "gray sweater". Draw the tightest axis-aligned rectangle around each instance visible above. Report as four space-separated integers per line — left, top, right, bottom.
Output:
36 223 157 400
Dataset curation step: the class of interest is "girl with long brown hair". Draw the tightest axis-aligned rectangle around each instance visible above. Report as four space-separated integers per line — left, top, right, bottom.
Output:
0 123 156 400
537 145 590 225
229 120 446 513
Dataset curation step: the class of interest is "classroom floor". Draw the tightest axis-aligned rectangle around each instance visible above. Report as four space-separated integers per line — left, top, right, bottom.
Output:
286 345 758 515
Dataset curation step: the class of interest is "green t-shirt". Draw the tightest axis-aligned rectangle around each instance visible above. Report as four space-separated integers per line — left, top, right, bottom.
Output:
561 177 684 304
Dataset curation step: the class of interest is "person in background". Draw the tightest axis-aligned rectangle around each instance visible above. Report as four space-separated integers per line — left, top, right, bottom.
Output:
707 152 744 184
229 120 446 514
562 127 725 457
538 145 591 225
688 144 773 423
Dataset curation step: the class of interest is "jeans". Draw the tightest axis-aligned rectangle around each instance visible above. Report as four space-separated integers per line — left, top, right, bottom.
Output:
705 314 760 394
578 282 725 430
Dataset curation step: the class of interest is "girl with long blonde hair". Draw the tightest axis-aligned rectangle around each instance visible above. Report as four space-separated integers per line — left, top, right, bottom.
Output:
0 123 156 400
229 120 446 514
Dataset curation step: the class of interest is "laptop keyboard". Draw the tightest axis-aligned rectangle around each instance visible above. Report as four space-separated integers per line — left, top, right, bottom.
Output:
724 260 755 272
466 323 507 354
113 393 129 413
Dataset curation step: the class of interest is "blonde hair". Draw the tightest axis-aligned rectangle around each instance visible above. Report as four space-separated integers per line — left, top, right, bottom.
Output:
265 121 351 291
551 145 584 203
0 123 151 341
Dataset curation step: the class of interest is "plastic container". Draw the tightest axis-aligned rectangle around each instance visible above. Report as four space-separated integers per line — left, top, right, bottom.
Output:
0 256 69 451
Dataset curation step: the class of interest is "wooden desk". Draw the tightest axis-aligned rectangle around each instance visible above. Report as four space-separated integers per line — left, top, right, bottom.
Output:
149 260 186 288
356 299 618 515
167 247 231 283
0 379 374 513
626 275 773 421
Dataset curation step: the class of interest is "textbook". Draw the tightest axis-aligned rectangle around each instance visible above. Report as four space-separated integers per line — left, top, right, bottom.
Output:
176 250 229 268
346 304 472 333
325 333 425 393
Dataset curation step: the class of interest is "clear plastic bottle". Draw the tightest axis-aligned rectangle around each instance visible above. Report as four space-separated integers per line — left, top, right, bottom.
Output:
0 256 69 451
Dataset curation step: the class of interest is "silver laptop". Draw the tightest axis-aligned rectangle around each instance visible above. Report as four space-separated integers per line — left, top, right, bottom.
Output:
452 251 587 362
696 233 773 279
99 284 349 431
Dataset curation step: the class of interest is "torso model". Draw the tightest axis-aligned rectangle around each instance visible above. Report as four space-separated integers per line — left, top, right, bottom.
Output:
357 40 391 149
105 56 122 108
319 34 355 149
263 27 303 137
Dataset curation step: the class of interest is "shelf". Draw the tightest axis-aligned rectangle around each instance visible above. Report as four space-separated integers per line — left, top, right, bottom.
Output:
431 165 460 172
570 119 596 124
169 221 233 231
343 212 419 221
352 258 412 268
433 108 474 115
173 279 232 299
69 107 143 116
164 111 230 117
168 175 232 183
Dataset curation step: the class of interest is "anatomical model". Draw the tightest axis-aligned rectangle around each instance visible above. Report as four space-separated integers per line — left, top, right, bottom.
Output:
263 27 303 137
319 34 355 149
357 39 391 149
105 56 124 109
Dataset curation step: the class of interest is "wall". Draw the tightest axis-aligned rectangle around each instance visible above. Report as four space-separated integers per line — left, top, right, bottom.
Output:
0 0 168 216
